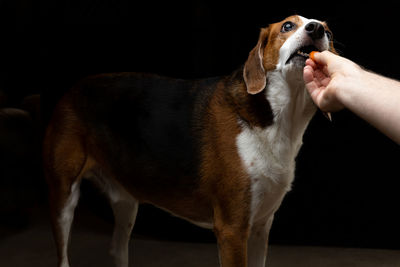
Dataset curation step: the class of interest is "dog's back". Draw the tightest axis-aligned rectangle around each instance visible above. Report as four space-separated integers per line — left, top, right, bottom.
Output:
72 73 210 183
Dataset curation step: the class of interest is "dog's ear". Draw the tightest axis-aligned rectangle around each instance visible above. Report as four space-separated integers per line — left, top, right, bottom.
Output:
322 22 338 55
243 27 269 95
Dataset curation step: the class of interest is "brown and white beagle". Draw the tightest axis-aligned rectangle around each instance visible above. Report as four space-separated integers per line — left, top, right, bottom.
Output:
43 15 335 267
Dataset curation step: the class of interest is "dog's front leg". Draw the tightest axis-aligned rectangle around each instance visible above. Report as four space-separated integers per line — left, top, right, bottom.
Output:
247 215 274 267
214 224 248 267
214 207 250 267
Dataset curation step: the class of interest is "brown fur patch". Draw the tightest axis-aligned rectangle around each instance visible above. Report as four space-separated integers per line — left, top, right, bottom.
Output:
262 15 304 70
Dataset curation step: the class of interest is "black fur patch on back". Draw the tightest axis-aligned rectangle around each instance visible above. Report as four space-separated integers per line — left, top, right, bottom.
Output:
72 73 217 193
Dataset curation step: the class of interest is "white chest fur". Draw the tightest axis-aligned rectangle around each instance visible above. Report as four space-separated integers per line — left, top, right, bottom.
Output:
236 70 316 224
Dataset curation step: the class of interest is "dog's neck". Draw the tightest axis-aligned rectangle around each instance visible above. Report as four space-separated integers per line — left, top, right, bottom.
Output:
266 69 316 143
230 67 316 158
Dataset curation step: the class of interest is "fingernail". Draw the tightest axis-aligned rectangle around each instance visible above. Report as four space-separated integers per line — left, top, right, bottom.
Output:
323 111 332 122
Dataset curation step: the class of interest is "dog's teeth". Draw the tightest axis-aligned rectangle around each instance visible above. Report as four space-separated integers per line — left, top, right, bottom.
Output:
297 51 309 57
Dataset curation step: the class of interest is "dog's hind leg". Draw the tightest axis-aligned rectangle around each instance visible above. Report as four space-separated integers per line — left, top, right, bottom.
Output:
110 195 138 267
44 135 89 266
43 102 94 267
45 155 89 267
91 174 138 267
53 181 81 267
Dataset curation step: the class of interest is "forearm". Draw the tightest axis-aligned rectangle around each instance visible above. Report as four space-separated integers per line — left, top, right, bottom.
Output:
337 69 400 144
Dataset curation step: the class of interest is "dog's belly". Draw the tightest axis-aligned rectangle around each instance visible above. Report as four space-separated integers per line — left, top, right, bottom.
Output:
125 175 214 226
86 125 215 227
153 203 214 229
87 164 214 228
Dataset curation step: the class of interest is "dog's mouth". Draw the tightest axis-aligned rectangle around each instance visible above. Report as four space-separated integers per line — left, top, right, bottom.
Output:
286 45 319 64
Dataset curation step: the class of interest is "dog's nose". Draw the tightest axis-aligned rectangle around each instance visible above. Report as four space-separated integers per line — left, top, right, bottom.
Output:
305 22 325 40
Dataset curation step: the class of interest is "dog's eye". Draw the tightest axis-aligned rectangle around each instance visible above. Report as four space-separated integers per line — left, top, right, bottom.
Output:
281 22 295 33
325 30 333 41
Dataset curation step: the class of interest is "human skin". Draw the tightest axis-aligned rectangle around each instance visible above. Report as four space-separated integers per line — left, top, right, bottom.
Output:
303 51 400 144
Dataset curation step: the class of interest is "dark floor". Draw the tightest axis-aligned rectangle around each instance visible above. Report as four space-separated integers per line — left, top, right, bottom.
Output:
1 209 399 267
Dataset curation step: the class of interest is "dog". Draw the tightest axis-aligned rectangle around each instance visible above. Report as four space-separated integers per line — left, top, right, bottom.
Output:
43 15 335 267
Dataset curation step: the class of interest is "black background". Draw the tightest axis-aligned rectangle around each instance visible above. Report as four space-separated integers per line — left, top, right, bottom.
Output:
2 0 399 250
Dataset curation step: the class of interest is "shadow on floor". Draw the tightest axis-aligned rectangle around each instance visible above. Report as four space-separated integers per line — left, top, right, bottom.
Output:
0 208 399 267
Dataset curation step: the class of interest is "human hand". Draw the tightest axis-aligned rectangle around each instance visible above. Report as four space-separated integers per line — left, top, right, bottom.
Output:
305 51 400 144
303 51 359 112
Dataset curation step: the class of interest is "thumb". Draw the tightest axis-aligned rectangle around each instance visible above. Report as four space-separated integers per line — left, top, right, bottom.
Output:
311 50 337 74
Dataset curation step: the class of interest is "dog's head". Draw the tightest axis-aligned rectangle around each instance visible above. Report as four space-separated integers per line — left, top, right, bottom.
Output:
244 15 335 94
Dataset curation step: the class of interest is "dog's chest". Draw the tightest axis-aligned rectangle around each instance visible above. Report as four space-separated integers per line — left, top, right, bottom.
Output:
235 70 316 222
236 123 299 186
235 76 315 220
236 123 300 222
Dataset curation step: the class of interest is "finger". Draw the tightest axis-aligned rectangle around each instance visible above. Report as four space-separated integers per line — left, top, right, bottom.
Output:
312 51 326 65
304 67 325 89
305 58 317 69
312 51 336 72
303 65 316 86
303 66 321 96
321 65 330 77
304 65 326 90
313 69 331 88
313 69 327 83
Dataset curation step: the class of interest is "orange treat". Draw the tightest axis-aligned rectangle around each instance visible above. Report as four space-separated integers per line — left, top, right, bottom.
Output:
310 51 318 61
